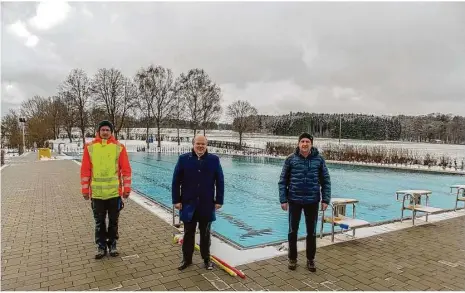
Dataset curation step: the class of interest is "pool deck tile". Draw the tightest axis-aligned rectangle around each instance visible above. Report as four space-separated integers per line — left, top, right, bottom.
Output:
2 153 465 291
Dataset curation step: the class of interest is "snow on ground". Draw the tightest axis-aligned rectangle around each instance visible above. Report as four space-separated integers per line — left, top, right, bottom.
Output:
49 127 465 161
45 132 465 175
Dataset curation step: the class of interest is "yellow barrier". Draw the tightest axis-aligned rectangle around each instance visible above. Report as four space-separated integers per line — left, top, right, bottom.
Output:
38 148 51 159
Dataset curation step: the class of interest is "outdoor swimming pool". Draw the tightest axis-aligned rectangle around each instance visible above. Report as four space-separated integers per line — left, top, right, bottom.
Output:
129 152 464 249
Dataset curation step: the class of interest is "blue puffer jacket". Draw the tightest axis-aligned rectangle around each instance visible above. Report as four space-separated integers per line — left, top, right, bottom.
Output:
278 147 331 205
172 150 224 222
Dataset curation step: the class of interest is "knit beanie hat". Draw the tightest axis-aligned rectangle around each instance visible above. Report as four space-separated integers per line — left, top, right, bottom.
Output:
298 132 313 142
97 120 114 133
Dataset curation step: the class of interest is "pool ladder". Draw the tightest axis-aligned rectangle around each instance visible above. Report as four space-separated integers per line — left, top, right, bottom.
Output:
450 185 465 211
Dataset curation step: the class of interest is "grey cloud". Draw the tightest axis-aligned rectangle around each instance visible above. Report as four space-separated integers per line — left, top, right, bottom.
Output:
1 2 465 118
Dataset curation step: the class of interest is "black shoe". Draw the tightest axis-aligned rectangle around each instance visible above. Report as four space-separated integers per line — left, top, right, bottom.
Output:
178 260 192 270
288 259 297 270
95 246 107 259
204 259 213 270
307 259 316 272
108 241 119 257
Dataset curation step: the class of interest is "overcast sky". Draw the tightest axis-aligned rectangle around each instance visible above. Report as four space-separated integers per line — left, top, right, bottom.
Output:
2 2 465 120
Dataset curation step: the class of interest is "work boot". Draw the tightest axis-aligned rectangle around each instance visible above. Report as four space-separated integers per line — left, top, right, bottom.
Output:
95 245 107 259
204 259 213 270
288 259 297 270
307 259 316 272
178 260 192 270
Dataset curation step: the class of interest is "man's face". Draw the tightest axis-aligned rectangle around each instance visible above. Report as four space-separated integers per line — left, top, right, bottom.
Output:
193 136 207 155
298 138 312 153
99 126 112 139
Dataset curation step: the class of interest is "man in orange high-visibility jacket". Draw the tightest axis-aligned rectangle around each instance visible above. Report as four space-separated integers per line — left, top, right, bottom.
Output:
81 120 132 259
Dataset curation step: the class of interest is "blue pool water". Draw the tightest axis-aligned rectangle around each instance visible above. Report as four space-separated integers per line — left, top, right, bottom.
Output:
129 152 464 249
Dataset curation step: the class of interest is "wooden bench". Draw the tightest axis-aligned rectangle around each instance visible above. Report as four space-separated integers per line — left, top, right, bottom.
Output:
450 184 465 211
395 190 442 225
319 198 370 242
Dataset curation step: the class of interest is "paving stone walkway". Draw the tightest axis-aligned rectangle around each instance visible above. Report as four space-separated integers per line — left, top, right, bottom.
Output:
1 155 465 291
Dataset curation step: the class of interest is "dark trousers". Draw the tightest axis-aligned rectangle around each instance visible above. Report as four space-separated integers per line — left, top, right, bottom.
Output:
288 202 319 261
92 197 121 247
182 211 212 262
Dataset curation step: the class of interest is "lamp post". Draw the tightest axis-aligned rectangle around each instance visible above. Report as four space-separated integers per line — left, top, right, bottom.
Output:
19 117 26 154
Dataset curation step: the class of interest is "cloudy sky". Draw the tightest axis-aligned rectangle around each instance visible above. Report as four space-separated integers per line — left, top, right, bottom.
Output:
2 1 465 120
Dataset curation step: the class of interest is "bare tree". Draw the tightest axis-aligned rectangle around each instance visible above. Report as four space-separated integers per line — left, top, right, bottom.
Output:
1 109 22 149
135 65 176 148
20 95 47 118
227 100 258 148
121 78 139 138
135 68 155 149
49 96 64 140
58 92 78 142
91 68 136 138
178 69 219 135
20 96 55 147
172 80 185 146
200 84 222 135
59 68 91 146
88 106 108 134
122 110 137 141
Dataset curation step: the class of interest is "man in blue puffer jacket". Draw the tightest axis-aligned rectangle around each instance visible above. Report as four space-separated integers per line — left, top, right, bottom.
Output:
278 132 331 272
172 135 224 271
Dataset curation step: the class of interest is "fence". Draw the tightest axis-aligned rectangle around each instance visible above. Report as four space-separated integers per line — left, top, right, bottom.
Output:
57 140 465 171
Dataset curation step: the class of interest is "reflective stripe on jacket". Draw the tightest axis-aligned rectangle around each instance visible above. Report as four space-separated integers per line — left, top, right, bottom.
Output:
80 134 132 200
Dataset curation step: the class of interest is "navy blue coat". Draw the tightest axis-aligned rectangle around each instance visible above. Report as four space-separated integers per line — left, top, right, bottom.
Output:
278 147 331 205
172 150 224 223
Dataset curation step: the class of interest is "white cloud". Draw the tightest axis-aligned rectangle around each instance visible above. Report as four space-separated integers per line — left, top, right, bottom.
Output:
28 1 72 30
8 20 30 38
332 87 361 101
81 6 93 18
2 2 465 117
110 14 119 23
220 80 319 118
2 82 27 105
25 35 39 47
7 20 40 48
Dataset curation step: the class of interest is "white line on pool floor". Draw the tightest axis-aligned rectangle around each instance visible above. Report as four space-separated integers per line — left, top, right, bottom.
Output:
129 190 465 267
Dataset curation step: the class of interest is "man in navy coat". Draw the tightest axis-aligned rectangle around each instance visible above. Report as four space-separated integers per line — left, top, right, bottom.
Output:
172 134 225 270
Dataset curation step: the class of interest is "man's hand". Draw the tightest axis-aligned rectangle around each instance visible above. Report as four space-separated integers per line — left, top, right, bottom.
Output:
281 203 288 211
321 202 328 211
174 203 182 210
83 193 90 200
122 192 130 199
215 204 222 210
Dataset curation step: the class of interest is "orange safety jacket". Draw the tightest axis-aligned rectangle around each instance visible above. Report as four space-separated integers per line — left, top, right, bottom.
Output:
80 134 132 199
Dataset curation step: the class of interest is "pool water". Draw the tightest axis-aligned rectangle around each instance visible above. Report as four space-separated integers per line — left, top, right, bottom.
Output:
130 152 463 248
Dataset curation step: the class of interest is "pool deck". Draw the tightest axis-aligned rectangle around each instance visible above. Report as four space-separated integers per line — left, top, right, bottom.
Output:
1 153 465 291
